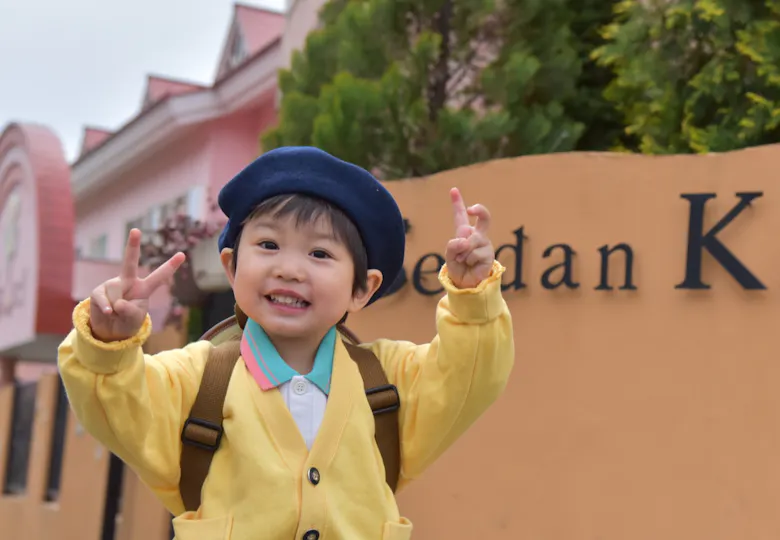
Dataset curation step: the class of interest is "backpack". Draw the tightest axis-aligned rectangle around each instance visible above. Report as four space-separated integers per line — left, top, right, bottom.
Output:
177 305 401 512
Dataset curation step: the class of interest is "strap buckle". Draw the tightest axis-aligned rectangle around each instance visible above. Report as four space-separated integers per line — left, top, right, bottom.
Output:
366 384 400 415
181 417 223 451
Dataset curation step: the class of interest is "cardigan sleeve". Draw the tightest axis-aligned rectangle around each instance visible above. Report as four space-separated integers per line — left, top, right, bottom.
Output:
367 260 515 490
57 299 213 515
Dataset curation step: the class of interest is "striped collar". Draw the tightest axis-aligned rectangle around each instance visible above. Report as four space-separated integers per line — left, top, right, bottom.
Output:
239 318 336 394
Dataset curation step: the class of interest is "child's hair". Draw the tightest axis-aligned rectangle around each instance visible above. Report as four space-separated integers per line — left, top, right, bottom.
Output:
231 193 369 294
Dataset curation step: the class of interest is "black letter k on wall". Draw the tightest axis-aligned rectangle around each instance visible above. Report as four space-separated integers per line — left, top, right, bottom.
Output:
676 192 765 290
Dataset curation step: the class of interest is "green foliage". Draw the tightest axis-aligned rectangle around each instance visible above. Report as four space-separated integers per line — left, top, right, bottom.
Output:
265 0 780 169
262 0 620 179
592 0 780 154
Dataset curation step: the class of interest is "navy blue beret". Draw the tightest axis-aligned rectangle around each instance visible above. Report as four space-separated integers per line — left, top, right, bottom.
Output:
217 146 405 304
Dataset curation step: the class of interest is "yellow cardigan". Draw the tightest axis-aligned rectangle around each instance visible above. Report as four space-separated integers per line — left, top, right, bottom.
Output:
57 262 514 540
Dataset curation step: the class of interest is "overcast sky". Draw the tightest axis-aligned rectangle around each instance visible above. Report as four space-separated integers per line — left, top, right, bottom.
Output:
0 0 286 163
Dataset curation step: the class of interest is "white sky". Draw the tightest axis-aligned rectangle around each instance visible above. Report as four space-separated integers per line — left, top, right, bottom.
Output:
0 0 286 163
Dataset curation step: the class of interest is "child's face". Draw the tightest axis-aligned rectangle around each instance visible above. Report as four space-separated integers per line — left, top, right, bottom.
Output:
220 212 381 342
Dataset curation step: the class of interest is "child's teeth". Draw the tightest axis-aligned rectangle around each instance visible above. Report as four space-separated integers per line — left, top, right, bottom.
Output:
271 295 305 307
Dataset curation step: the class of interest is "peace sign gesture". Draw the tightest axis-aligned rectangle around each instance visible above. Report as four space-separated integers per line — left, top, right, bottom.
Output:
89 228 186 342
444 187 494 289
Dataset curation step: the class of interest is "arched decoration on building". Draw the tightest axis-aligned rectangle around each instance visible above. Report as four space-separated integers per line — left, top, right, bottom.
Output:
0 123 75 360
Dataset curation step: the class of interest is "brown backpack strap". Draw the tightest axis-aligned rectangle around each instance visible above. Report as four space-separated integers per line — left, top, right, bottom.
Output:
342 342 401 492
180 315 401 507
179 339 241 512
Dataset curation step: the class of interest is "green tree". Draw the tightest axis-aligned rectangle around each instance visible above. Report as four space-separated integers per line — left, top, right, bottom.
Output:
566 0 627 150
592 0 780 154
262 0 620 179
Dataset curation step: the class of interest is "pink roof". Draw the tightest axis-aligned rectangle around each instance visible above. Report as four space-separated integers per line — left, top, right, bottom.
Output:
143 75 207 108
74 2 284 165
79 127 112 157
215 4 284 79
235 4 285 57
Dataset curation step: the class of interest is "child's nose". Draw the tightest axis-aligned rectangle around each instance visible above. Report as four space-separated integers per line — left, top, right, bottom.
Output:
273 255 306 281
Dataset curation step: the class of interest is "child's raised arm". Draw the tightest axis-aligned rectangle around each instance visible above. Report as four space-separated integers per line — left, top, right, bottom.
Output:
58 229 211 515
369 188 515 489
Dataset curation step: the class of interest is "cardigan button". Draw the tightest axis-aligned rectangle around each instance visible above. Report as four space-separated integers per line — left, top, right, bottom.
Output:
303 530 320 540
308 467 320 485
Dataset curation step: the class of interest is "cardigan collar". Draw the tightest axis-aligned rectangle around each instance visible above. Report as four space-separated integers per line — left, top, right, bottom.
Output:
239 318 336 394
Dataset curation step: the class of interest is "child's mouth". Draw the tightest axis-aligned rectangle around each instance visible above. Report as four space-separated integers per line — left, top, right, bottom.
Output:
266 294 310 309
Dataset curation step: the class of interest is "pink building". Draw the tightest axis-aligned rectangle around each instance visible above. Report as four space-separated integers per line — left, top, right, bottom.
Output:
71 3 285 334
0 0 342 365
0 1 288 520
0 4 331 539
1 0 331 375
280 0 327 70
0 124 75 377
2 2 287 374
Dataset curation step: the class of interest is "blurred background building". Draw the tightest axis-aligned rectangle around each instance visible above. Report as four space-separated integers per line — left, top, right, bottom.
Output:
0 3 325 538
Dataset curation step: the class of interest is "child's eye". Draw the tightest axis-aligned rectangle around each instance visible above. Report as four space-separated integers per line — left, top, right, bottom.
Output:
310 249 331 259
258 241 278 250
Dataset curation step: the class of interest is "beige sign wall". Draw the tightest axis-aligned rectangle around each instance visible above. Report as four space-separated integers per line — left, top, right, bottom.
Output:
346 147 780 540
4 146 780 540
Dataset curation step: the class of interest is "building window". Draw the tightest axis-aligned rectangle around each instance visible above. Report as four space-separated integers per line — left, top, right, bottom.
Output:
126 217 146 241
89 234 108 259
100 453 125 540
125 217 143 236
165 195 187 223
3 381 38 495
228 30 246 68
157 193 194 226
44 376 69 501
186 186 205 221
146 206 161 232
126 189 202 244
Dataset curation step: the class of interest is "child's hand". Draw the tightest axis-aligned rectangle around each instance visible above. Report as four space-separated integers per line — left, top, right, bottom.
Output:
89 229 185 342
444 187 494 289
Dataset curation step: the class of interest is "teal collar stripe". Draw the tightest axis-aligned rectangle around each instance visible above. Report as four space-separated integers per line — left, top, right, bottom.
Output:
240 318 335 394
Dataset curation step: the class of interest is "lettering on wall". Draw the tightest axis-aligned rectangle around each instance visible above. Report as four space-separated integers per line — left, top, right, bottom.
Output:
385 192 763 297
675 192 764 290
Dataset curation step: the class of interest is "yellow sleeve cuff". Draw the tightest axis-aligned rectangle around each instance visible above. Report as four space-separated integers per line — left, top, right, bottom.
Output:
438 260 507 323
71 298 152 374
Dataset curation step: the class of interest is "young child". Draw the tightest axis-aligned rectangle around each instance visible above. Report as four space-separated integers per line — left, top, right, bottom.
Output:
58 147 514 540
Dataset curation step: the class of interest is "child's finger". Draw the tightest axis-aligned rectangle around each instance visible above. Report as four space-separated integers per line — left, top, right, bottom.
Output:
139 252 186 297
91 284 113 315
112 298 131 317
466 231 489 251
104 278 123 310
450 188 470 235
466 204 491 235
445 238 469 262
121 229 142 282
465 245 494 268
113 298 144 321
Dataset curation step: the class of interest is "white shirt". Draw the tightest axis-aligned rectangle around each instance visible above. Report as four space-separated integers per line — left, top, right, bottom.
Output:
277 375 328 450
